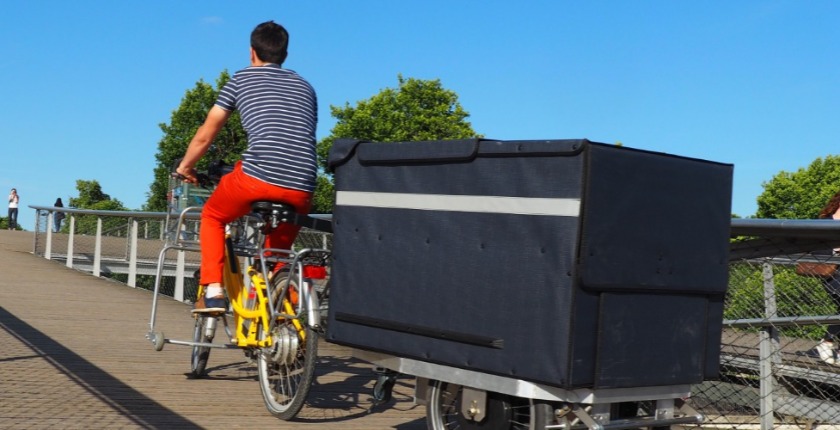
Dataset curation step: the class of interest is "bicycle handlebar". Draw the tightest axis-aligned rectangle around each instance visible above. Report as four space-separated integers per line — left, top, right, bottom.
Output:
171 159 233 189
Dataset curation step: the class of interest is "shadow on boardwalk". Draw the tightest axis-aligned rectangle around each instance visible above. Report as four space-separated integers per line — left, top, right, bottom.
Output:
0 306 199 428
0 230 425 429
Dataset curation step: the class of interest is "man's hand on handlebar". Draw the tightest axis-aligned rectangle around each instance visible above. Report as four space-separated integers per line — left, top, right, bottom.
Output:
170 158 231 189
174 165 199 185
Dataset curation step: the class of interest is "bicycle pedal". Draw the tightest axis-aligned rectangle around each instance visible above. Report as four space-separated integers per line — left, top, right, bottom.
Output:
191 308 226 315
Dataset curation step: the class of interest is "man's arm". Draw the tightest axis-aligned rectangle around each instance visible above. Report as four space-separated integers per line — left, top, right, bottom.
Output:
177 105 232 183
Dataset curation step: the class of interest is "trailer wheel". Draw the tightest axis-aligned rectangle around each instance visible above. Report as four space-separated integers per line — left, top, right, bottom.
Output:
426 379 553 430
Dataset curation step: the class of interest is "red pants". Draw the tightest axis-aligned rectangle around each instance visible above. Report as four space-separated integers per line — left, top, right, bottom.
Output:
199 161 312 285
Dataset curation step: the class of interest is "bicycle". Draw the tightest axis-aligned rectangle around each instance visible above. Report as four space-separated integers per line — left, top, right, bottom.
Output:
146 162 332 420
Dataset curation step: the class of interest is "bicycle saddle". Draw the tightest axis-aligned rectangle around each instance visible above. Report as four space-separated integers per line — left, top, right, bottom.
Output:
251 201 296 216
251 201 333 233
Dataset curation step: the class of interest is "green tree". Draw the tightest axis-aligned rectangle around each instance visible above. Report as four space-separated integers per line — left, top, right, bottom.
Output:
313 75 480 212
70 179 126 210
68 180 128 234
311 176 335 214
756 155 840 219
146 71 246 211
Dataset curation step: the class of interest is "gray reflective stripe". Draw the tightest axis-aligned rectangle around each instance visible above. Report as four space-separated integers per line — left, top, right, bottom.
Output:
336 191 580 217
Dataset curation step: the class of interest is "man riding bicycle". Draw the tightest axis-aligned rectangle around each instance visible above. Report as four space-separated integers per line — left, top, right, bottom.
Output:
176 20 317 312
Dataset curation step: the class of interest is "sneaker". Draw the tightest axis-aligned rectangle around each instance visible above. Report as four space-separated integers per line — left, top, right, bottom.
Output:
192 295 227 314
813 341 838 365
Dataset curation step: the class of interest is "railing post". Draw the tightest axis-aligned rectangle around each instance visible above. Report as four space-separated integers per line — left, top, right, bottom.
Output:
32 209 41 255
66 214 75 268
125 218 131 256
175 250 186 302
93 217 103 277
128 218 138 287
759 261 779 430
45 213 53 260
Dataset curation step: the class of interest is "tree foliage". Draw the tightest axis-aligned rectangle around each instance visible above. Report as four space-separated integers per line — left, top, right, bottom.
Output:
756 155 840 219
313 75 480 212
68 179 127 234
70 179 126 210
311 176 335 214
146 71 246 211
147 74 478 214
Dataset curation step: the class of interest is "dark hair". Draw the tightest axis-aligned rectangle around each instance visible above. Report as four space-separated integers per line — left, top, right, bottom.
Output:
251 21 289 65
55 198 63 207
819 190 840 219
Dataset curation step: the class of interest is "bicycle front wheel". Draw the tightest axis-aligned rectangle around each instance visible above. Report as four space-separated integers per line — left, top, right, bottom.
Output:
257 271 319 420
190 315 214 378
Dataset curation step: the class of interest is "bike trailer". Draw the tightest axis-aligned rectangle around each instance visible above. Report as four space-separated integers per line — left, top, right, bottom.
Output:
326 138 732 390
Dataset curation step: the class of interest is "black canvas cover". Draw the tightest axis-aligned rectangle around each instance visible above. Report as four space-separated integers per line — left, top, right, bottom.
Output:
326 138 732 389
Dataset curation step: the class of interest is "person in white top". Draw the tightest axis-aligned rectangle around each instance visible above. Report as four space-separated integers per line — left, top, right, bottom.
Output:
8 188 19 230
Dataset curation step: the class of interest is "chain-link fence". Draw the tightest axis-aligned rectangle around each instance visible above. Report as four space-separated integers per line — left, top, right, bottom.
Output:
689 220 840 429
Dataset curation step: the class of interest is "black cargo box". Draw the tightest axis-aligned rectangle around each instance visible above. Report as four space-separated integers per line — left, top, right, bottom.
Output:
326 138 732 389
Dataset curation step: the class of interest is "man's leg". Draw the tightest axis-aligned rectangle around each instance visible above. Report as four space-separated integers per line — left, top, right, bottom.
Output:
195 163 255 310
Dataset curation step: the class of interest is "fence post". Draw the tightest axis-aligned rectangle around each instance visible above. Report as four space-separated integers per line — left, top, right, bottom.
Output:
124 218 131 257
93 217 103 277
32 209 41 255
45 213 53 260
174 250 186 302
759 262 780 430
66 214 75 269
128 218 138 287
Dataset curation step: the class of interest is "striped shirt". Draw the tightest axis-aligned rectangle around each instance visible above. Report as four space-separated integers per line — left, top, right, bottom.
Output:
216 65 318 192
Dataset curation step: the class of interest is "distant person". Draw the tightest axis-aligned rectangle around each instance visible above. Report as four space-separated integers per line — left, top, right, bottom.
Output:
8 188 19 230
809 190 840 364
54 198 65 233
176 21 317 312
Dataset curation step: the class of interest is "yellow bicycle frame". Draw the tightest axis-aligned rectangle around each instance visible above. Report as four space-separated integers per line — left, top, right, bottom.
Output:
201 236 305 348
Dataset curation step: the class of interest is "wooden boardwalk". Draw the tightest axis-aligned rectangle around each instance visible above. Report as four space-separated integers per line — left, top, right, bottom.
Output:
0 230 426 429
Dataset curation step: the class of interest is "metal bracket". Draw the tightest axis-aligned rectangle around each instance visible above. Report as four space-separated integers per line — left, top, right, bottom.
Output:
460 386 488 422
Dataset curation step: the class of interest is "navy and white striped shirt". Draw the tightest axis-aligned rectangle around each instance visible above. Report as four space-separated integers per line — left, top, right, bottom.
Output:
216 65 318 192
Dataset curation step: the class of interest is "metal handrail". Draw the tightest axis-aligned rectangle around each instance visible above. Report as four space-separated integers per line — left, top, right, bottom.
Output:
29 205 201 220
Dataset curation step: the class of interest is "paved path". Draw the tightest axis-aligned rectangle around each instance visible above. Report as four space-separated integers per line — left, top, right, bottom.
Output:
0 230 426 429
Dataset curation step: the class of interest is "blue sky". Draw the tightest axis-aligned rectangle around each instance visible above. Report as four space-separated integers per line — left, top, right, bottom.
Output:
2 1 838 231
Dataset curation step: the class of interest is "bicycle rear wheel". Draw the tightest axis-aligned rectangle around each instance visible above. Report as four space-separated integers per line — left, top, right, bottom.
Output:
257 270 319 420
190 315 214 377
